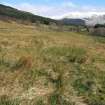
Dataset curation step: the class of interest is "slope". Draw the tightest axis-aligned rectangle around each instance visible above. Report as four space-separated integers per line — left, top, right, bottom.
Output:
0 20 105 105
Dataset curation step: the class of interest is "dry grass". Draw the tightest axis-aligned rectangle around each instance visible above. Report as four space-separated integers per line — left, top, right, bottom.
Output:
0 20 105 105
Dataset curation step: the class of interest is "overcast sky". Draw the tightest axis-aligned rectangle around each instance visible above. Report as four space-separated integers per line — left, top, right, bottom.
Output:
0 0 105 19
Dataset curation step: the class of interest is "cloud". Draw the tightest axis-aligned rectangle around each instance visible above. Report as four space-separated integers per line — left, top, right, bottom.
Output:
3 1 105 19
63 11 105 19
12 1 77 19
14 3 53 15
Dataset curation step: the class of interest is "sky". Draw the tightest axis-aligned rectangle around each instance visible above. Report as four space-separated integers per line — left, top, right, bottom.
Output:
0 0 105 19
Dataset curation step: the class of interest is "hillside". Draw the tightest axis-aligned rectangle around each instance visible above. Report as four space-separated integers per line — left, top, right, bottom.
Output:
0 4 87 26
0 4 57 25
0 20 105 105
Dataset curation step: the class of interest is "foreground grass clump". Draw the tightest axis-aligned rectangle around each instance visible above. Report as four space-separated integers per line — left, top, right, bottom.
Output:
0 95 20 105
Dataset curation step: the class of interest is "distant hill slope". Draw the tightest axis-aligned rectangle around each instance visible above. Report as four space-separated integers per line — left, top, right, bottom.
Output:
61 18 86 26
0 4 57 25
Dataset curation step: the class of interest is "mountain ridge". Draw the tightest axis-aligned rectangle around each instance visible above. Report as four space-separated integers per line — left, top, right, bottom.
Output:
0 4 57 25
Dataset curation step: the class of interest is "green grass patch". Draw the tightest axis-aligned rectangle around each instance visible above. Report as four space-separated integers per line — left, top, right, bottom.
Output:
42 46 87 64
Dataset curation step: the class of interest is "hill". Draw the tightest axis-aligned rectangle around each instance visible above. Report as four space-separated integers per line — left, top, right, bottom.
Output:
61 18 86 26
0 4 57 25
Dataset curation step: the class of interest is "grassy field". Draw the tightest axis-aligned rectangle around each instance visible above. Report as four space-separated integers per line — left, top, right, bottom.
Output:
0 21 105 105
